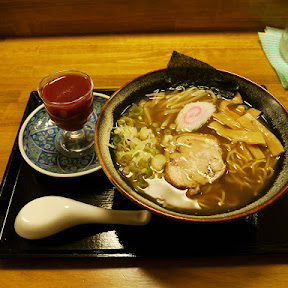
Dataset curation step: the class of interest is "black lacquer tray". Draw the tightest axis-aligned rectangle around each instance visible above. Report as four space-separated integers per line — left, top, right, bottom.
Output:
1 89 288 258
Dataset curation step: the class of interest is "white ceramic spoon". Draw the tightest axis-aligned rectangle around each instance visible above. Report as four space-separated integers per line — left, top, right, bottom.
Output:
14 196 152 240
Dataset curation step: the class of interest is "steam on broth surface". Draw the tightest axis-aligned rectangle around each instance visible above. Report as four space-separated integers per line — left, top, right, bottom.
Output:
111 86 284 215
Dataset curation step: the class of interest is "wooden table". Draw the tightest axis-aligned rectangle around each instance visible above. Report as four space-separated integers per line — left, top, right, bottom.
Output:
1 32 288 287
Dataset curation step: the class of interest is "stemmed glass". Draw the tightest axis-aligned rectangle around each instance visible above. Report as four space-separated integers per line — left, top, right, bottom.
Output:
38 70 94 157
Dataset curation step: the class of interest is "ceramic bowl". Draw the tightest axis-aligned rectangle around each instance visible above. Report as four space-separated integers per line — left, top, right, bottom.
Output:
95 69 288 222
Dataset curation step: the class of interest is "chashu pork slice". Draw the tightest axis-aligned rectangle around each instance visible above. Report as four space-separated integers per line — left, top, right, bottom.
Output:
165 133 226 195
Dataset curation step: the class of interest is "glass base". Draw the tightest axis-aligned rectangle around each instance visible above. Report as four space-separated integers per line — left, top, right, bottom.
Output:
55 127 94 157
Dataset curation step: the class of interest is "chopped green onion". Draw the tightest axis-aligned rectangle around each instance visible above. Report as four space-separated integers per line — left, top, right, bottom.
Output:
113 135 122 145
130 106 144 116
137 175 148 188
118 116 134 126
147 166 153 177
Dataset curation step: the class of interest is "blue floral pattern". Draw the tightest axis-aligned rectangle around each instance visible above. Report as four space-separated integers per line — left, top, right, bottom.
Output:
21 96 107 176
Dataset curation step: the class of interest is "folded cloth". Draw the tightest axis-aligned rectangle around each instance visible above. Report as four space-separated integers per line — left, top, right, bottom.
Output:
259 26 288 89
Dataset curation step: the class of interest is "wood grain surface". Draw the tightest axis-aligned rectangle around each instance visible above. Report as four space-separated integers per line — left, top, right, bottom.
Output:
0 0 288 37
1 32 288 287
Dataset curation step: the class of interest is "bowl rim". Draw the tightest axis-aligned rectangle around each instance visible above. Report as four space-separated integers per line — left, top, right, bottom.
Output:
95 68 288 222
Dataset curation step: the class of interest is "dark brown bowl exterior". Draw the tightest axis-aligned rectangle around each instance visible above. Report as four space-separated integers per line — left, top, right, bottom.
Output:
95 69 288 222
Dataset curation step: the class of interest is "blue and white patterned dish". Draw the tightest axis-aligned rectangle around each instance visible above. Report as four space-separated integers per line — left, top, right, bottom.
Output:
18 93 109 177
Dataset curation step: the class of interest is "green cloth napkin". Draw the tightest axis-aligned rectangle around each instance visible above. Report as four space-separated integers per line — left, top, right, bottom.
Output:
258 26 288 89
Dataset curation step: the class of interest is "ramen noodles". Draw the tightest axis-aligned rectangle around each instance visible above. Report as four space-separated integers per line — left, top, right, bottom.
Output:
111 86 284 215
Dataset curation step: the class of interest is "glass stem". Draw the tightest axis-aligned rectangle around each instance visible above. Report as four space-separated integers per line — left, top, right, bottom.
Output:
55 126 94 157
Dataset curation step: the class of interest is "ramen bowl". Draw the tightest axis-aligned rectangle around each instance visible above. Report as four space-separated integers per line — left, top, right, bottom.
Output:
95 68 288 222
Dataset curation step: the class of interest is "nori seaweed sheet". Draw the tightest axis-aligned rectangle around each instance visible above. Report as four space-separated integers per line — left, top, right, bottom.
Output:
165 51 239 98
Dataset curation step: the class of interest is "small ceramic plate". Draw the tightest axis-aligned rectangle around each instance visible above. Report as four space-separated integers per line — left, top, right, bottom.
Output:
19 92 109 177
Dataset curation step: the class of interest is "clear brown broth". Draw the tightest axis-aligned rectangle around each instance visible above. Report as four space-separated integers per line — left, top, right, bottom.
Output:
113 89 279 215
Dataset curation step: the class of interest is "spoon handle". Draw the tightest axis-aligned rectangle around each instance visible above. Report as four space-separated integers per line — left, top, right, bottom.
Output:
54 197 152 226
78 206 152 226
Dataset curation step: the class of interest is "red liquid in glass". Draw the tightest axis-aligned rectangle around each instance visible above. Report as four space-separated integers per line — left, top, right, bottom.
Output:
42 74 93 131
